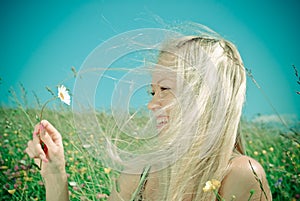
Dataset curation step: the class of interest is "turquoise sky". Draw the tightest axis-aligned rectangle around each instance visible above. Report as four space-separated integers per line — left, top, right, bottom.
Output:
0 0 299 119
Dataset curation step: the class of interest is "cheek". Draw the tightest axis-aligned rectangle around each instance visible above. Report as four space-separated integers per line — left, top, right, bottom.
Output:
161 94 177 113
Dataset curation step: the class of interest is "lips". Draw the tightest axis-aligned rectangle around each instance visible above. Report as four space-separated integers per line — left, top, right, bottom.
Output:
156 116 169 129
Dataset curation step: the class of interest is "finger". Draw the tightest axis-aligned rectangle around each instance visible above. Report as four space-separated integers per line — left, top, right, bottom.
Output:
40 120 62 145
25 147 43 169
32 128 41 144
33 158 41 166
39 124 56 151
33 140 49 162
25 145 48 162
26 140 48 162
25 146 36 158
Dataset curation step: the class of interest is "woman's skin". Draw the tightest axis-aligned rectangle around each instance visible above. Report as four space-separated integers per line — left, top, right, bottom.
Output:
25 120 69 201
25 54 272 201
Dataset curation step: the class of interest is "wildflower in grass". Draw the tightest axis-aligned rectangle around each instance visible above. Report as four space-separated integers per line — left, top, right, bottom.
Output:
82 144 91 149
19 160 26 165
7 189 16 195
274 178 283 187
0 166 8 170
96 193 109 199
269 147 274 152
262 150 267 155
104 167 111 174
69 181 77 187
79 167 87 174
69 165 76 172
38 180 44 186
202 179 221 192
24 177 33 181
253 151 259 156
202 183 212 192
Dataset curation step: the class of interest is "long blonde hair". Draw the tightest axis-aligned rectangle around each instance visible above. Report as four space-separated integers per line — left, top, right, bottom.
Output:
156 36 246 200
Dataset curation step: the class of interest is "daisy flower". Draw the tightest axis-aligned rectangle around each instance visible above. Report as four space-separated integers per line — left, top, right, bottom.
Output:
37 84 71 170
58 85 71 105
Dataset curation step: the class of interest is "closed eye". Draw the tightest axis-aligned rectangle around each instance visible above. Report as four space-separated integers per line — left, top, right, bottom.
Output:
160 87 171 91
148 86 171 96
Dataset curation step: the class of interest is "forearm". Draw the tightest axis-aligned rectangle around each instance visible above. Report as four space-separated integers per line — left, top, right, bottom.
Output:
43 172 69 201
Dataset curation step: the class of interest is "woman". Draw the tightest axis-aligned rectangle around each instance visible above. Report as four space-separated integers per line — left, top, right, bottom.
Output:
26 27 272 201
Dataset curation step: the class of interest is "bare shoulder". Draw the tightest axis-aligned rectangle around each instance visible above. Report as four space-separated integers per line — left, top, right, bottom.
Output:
219 155 272 201
229 155 266 179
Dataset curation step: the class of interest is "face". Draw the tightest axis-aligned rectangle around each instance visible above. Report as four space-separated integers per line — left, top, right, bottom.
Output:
147 53 177 130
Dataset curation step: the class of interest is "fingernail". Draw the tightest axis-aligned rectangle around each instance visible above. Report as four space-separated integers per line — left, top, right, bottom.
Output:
39 123 44 131
33 128 39 137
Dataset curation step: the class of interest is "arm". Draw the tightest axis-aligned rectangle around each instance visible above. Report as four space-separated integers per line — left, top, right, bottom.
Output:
26 120 69 201
219 156 272 201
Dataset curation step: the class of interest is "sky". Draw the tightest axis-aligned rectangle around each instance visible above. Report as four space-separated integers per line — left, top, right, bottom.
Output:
0 0 299 120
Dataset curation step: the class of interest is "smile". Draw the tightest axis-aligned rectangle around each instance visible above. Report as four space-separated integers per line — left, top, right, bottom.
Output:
156 116 169 129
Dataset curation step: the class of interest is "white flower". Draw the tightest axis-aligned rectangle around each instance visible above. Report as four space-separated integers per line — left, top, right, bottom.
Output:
58 85 70 105
203 181 213 192
69 181 77 186
82 144 91 149
203 179 221 192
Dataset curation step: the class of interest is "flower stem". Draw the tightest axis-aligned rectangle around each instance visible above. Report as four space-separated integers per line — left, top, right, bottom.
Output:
214 190 225 201
39 97 57 121
130 165 151 201
247 189 255 201
38 97 57 170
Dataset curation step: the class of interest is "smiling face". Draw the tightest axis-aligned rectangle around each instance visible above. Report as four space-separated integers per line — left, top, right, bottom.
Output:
147 52 178 130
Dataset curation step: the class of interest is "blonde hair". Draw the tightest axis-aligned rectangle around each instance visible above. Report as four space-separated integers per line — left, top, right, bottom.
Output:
154 36 246 200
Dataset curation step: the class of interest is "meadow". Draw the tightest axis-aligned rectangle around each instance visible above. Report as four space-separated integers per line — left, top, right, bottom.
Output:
0 88 299 200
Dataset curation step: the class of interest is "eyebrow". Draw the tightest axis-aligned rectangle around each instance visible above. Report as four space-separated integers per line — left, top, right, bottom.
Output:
151 78 175 85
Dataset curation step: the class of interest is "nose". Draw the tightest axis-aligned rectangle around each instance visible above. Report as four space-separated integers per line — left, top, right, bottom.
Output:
147 94 161 111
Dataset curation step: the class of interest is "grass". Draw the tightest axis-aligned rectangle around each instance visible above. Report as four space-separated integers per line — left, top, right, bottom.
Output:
0 92 299 200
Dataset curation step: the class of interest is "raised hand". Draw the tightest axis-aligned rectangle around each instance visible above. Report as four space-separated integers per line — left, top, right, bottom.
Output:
25 120 69 201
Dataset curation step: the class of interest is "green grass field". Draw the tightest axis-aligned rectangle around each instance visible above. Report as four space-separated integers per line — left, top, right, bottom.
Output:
0 103 299 200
